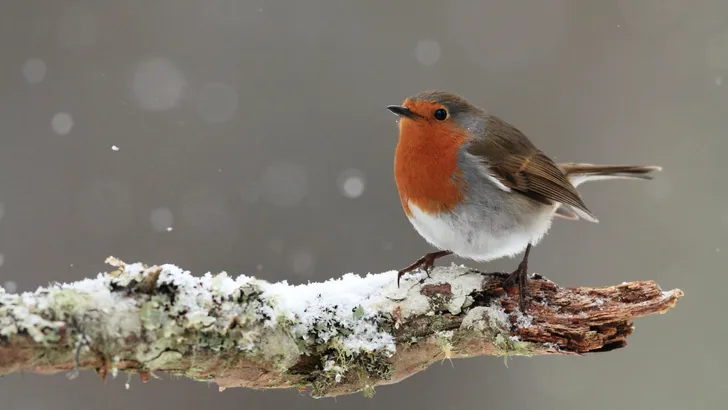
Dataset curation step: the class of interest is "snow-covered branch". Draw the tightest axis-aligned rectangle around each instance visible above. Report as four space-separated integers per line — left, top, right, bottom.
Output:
0 257 682 398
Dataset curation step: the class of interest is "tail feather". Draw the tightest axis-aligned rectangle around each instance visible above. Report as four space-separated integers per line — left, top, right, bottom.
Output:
558 163 662 187
553 163 662 222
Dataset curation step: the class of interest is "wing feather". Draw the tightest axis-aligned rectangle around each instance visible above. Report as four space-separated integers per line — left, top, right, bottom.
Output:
466 115 598 222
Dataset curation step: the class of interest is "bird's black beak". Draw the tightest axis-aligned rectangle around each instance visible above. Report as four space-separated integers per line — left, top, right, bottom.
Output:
387 105 418 119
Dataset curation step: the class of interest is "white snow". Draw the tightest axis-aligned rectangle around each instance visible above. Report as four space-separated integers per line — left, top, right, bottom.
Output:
149 263 397 354
260 271 397 354
1 259 509 358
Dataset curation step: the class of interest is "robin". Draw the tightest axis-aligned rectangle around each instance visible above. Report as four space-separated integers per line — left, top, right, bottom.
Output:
387 90 661 311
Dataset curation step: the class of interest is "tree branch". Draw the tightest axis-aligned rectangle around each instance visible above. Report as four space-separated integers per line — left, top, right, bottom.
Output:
0 257 682 397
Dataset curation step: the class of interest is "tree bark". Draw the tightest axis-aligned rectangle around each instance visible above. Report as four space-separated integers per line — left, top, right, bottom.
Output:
0 257 683 398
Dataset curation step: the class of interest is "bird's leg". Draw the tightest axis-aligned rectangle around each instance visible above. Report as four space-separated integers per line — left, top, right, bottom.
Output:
397 250 453 287
502 243 532 312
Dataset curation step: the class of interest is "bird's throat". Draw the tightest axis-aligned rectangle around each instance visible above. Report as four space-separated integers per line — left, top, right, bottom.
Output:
394 123 467 216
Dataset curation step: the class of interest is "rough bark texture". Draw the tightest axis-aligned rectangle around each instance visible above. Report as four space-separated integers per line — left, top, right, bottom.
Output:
0 258 683 398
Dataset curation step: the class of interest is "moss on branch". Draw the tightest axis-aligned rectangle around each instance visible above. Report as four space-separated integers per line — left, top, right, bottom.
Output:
0 257 682 398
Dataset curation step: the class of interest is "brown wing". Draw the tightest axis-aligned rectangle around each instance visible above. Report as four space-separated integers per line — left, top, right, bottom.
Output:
467 115 598 222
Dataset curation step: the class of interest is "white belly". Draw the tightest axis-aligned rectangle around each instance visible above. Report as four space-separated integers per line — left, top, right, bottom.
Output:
406 201 555 262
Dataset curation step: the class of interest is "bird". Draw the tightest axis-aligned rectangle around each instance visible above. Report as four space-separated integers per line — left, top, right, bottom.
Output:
387 90 661 312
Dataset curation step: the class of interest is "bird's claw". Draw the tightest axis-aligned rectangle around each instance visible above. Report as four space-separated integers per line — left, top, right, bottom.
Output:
396 250 453 288
396 266 431 288
503 260 529 312
502 243 533 313
421 258 436 275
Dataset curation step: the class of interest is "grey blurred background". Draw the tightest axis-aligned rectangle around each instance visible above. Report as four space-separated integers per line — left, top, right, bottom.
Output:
0 0 725 409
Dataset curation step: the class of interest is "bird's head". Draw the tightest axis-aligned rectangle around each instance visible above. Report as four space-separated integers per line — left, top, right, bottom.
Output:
387 90 484 144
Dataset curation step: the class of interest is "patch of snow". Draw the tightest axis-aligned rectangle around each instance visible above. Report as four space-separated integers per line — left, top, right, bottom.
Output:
1 259 505 360
261 271 397 354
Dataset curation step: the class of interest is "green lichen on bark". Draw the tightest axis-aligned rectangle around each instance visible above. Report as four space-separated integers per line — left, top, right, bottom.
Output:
0 258 400 396
302 346 395 398
0 259 683 397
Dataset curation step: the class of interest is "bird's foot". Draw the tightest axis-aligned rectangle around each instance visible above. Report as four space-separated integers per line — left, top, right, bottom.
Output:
397 250 453 287
502 260 529 312
502 243 533 313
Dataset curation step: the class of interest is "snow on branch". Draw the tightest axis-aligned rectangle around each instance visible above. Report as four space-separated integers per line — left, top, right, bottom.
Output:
0 257 682 398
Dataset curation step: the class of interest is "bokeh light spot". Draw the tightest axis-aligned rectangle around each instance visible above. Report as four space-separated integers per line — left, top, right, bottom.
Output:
51 113 74 135
21 58 47 84
337 169 366 199
132 58 186 112
415 39 441 66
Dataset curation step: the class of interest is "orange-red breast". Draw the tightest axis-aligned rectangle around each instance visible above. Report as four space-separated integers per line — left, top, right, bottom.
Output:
387 90 661 311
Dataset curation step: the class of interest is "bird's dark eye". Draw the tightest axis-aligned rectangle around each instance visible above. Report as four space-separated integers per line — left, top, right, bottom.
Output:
433 109 448 121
